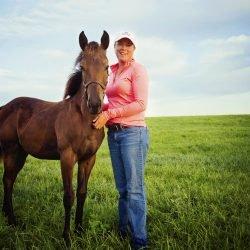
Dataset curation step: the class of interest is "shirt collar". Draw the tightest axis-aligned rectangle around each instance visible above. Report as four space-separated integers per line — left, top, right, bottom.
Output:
110 59 135 73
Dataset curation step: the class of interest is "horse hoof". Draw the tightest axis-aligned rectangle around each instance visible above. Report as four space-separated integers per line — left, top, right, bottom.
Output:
2 207 17 226
63 232 71 248
8 217 17 226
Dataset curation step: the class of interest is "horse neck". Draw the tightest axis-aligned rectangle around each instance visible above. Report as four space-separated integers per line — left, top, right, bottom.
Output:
73 84 88 115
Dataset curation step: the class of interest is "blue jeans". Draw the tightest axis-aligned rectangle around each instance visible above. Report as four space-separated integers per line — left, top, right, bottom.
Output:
108 126 149 247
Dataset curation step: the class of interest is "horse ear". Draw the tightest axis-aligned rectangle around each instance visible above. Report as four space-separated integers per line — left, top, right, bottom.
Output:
101 30 109 50
79 31 88 51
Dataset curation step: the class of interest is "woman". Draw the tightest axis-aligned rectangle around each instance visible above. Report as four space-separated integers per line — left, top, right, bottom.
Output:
93 31 149 249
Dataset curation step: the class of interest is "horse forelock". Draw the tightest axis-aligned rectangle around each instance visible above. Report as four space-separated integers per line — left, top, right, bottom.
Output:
84 42 105 58
87 41 99 50
74 42 102 66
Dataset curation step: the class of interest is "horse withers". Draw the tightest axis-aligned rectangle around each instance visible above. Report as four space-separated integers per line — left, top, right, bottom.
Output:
0 31 109 245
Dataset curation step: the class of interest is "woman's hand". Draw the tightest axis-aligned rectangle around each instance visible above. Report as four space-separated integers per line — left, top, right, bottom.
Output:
92 112 108 129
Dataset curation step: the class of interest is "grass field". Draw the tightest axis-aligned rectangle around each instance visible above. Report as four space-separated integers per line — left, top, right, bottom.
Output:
0 115 249 249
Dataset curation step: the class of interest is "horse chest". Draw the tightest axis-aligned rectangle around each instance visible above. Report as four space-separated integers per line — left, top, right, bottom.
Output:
78 131 104 159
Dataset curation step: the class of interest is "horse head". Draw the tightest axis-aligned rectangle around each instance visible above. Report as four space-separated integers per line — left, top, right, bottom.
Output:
79 31 109 114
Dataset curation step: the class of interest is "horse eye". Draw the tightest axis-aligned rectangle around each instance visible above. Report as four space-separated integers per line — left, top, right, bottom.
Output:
105 66 109 71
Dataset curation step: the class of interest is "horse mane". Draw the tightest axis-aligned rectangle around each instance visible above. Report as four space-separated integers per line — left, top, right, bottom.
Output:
63 70 82 99
63 42 100 99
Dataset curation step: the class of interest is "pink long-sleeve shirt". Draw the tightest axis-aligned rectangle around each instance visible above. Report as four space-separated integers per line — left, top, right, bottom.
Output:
103 59 149 127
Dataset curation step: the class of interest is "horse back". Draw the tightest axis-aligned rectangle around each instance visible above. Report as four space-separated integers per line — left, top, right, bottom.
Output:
0 97 57 148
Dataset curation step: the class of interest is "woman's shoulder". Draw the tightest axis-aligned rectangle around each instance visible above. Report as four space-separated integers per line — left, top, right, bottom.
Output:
131 60 147 76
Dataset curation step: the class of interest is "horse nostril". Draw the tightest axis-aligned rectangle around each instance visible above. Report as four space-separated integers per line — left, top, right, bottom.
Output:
90 105 101 114
87 97 102 114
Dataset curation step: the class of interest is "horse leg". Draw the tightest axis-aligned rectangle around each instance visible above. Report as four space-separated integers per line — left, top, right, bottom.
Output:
60 149 75 246
2 148 27 225
75 154 96 233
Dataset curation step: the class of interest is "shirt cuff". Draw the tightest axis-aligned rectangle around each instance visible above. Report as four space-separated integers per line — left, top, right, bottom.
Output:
103 111 110 120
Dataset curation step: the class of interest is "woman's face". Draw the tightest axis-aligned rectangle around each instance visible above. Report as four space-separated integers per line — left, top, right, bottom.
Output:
115 38 135 64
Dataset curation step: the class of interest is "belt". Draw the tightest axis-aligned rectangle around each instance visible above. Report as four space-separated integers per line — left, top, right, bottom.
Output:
107 123 131 131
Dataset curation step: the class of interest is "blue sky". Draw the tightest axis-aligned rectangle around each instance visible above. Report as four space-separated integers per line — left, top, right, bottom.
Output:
0 0 250 116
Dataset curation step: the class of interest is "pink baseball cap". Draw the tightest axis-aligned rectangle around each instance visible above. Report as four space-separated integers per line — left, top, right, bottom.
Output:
114 31 136 47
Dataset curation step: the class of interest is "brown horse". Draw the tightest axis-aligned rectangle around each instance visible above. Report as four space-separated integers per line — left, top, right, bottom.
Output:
0 31 109 244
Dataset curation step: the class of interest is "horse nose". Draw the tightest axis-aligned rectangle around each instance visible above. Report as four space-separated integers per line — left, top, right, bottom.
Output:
88 99 102 114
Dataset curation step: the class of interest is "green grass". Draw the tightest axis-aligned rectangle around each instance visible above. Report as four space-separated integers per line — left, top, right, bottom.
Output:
0 115 249 249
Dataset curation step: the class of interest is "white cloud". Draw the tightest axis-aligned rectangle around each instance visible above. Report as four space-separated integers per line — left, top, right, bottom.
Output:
107 36 187 77
172 34 250 97
136 37 187 77
200 34 250 64
201 35 250 46
39 49 69 59
0 0 155 39
0 68 12 77
147 34 250 101
0 69 67 105
108 36 187 77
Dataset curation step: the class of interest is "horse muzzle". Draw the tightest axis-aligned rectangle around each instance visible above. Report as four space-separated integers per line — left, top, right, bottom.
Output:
87 101 102 115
